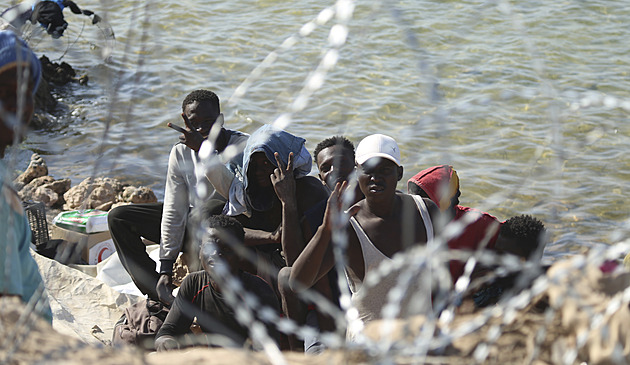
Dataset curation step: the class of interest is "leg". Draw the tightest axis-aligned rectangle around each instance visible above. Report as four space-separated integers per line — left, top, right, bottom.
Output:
108 203 162 300
181 199 227 272
277 266 306 351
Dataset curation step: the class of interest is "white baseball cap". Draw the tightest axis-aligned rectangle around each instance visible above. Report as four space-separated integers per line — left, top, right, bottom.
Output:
355 134 401 167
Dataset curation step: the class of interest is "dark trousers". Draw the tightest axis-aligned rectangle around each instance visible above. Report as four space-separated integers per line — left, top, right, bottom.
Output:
108 203 163 300
108 200 227 300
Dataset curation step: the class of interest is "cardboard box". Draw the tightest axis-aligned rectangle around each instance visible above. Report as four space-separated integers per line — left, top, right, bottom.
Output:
50 225 115 265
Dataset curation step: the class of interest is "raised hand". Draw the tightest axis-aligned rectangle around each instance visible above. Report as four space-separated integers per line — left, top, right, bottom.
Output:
167 113 205 152
270 152 297 206
324 181 359 228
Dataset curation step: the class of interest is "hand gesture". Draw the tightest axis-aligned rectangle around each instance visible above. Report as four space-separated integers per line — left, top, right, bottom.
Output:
270 152 297 206
324 181 359 228
167 113 205 152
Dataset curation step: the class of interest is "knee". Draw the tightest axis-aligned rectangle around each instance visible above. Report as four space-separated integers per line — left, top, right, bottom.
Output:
277 266 294 297
107 205 127 225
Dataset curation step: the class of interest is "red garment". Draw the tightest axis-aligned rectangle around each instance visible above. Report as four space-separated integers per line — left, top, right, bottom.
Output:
448 205 501 282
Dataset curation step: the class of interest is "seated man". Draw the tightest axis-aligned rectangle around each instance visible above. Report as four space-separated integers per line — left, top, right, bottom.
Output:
291 134 443 337
0 30 52 322
154 215 281 350
407 165 501 283
277 135 363 352
470 214 547 309
223 124 329 292
107 90 248 305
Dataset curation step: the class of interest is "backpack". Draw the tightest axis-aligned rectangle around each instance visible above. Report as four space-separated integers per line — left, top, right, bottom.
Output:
112 299 169 350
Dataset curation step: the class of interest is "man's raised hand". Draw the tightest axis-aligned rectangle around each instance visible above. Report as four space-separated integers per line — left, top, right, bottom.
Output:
167 113 204 152
270 152 297 206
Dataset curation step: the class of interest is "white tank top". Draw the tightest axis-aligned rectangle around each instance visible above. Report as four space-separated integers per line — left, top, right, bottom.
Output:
346 195 434 333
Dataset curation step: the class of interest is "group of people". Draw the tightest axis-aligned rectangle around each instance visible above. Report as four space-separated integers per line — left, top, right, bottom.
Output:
107 87 547 351
0 28 547 354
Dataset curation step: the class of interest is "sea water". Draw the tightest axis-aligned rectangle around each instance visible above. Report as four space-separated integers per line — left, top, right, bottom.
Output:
4 0 630 258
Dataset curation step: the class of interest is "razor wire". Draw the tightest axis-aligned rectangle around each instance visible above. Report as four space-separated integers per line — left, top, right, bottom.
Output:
2 0 630 363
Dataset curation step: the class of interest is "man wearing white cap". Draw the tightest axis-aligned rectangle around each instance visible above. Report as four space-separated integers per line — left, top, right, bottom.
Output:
290 134 444 336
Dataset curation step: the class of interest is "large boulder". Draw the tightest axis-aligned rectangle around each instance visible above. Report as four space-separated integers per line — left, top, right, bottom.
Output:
19 176 71 208
63 177 122 211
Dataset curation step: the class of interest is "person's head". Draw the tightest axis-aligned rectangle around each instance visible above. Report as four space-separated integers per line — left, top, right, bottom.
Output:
181 89 222 138
407 165 460 215
355 134 403 201
494 215 546 261
248 151 275 189
313 136 355 189
242 124 312 211
199 215 245 276
0 31 41 158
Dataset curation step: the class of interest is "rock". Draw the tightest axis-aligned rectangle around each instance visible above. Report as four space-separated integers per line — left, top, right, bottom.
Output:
18 175 55 201
40 55 77 85
14 154 48 189
19 176 71 208
119 186 157 204
94 201 113 211
43 178 71 195
63 177 122 211
32 186 58 207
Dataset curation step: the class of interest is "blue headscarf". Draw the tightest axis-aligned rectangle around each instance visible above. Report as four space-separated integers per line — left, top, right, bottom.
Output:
0 30 41 93
225 124 312 216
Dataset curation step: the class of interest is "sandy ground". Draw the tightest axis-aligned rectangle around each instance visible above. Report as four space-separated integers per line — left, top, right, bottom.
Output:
3 255 630 364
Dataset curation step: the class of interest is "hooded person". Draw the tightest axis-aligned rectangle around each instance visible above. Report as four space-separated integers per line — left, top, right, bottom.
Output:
224 124 328 300
0 30 52 322
407 165 501 283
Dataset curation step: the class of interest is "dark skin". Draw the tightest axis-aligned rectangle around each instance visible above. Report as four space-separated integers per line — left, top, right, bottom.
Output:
278 144 364 350
0 67 35 158
157 99 228 305
239 152 328 252
167 100 228 153
291 158 441 291
156 230 240 351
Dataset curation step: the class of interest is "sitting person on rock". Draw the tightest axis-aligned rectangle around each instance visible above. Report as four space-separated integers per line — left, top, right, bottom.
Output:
154 214 281 351
277 135 363 352
407 165 502 283
107 89 248 305
223 124 329 296
0 29 52 322
471 214 547 308
291 134 444 338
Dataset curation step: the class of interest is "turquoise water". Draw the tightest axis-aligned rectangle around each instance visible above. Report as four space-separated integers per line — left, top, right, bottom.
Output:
5 0 630 257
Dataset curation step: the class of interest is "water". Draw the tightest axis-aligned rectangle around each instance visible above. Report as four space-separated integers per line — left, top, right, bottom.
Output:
5 0 630 258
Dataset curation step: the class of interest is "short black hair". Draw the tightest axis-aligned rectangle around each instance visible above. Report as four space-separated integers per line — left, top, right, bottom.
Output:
312 136 355 165
182 89 220 112
206 214 245 243
500 215 546 259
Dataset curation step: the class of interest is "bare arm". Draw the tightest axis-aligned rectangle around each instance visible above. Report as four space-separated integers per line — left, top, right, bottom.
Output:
243 226 281 247
290 182 352 292
270 152 304 266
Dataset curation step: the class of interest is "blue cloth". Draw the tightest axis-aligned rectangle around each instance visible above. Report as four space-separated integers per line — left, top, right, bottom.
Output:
225 124 312 216
0 163 52 323
0 30 41 92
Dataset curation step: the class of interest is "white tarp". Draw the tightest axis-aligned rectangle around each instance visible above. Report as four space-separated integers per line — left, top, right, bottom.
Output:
33 251 141 346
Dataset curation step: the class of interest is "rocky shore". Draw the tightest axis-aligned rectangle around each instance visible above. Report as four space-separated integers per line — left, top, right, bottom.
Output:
15 152 158 233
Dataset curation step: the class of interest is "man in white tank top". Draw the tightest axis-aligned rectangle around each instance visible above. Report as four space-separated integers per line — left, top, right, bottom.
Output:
290 134 445 339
